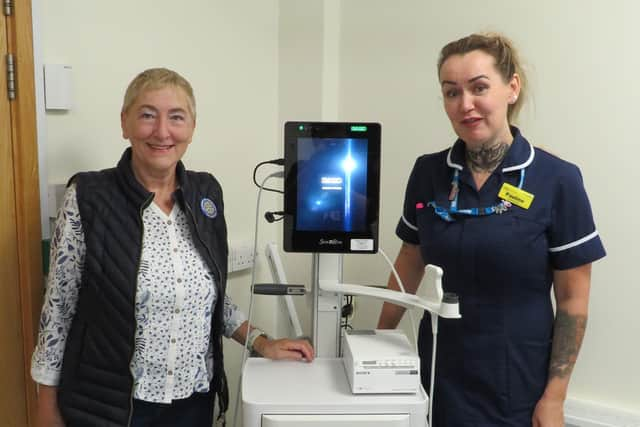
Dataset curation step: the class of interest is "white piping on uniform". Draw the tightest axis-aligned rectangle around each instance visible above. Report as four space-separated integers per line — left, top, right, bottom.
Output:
402 215 418 231
502 141 535 172
447 141 535 172
548 230 599 253
446 148 464 170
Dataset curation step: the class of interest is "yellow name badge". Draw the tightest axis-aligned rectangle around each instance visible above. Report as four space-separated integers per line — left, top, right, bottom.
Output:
498 183 534 209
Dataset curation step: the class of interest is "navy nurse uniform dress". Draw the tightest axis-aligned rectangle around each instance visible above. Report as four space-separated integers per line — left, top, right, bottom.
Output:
396 127 606 426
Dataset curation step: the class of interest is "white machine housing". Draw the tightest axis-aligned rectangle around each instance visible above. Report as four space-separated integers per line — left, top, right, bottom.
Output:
343 329 420 394
242 358 427 427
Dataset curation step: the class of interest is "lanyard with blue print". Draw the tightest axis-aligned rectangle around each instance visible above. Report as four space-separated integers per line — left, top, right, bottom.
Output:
427 168 526 222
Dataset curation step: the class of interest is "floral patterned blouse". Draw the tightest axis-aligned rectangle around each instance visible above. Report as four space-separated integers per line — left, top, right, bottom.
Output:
31 184 246 403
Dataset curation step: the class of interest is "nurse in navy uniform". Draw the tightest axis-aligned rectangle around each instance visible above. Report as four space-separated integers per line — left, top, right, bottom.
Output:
378 33 605 427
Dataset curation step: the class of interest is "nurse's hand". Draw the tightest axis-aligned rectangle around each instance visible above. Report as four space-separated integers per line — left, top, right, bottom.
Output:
532 394 564 427
253 336 315 362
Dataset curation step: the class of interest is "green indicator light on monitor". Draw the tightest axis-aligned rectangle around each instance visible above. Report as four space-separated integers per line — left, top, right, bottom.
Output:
350 125 367 132
298 125 304 131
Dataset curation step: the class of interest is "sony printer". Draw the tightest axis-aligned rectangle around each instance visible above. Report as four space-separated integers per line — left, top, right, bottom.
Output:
343 329 421 394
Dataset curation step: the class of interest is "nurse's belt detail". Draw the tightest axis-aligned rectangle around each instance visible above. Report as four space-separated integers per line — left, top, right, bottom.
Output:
498 182 534 209
427 168 526 222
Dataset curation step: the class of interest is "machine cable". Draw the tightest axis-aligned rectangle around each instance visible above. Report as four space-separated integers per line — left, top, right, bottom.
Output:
232 169 283 427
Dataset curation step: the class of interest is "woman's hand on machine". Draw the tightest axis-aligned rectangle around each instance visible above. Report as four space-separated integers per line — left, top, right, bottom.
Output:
254 336 315 362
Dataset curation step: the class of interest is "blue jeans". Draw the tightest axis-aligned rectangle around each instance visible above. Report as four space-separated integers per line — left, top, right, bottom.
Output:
130 390 214 427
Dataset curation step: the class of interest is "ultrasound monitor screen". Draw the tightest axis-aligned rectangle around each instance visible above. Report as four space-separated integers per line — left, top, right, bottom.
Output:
296 137 368 232
284 122 381 254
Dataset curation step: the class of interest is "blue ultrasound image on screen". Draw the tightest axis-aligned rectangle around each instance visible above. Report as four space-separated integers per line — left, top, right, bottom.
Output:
296 137 368 232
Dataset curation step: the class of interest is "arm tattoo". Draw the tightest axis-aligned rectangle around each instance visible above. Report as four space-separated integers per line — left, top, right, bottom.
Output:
548 309 588 379
466 141 510 173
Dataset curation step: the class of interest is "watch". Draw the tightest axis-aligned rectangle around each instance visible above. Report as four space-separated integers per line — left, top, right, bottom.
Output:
247 328 268 354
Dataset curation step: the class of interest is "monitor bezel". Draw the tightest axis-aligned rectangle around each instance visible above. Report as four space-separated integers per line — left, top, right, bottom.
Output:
283 121 381 254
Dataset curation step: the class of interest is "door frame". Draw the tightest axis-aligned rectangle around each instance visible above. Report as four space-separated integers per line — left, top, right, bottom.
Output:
5 0 43 424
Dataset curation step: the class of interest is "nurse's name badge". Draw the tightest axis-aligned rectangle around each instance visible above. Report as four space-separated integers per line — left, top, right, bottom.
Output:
200 197 217 219
498 183 534 210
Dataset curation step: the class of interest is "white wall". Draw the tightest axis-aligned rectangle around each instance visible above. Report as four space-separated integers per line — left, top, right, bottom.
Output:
336 0 639 415
36 0 639 420
276 0 326 337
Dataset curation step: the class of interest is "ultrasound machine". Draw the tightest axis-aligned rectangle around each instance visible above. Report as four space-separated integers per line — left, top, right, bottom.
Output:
240 122 461 427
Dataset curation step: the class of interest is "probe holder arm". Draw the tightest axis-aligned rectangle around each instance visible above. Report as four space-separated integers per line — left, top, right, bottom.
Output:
319 265 461 319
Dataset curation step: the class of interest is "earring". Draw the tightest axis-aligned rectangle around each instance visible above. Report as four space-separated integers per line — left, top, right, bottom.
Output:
510 95 518 104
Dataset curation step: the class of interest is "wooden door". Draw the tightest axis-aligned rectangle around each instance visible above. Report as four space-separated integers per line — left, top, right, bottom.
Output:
0 1 42 426
0 9 28 426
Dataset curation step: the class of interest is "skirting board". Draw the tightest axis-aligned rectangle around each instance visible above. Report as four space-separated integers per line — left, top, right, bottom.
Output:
565 398 640 427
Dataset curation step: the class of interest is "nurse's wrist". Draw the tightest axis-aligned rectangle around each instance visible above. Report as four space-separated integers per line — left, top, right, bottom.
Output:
541 378 568 402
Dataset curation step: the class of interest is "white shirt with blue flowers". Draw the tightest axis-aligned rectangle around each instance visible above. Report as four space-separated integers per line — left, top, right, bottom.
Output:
31 184 246 403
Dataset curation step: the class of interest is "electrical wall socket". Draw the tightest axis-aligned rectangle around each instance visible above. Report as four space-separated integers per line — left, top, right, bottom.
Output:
228 241 255 273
